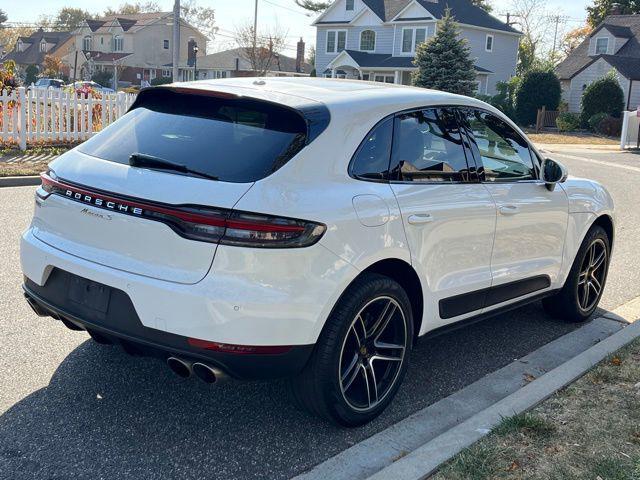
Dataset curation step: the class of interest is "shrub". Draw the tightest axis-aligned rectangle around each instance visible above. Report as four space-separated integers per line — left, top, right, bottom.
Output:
150 76 172 86
515 70 561 126
556 112 580 132
25 64 38 85
580 73 624 126
91 70 113 88
588 112 609 132
595 115 622 137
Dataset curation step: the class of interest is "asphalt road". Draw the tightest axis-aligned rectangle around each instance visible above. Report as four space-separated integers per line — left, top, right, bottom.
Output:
1 149 638 480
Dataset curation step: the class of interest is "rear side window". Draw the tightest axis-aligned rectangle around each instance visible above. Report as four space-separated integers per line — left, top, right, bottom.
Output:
78 89 308 183
390 108 471 182
349 117 393 181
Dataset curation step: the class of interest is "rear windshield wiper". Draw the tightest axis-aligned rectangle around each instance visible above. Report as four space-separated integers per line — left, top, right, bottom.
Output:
129 153 219 181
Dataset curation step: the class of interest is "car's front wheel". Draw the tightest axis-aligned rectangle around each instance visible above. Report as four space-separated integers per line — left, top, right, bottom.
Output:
543 224 610 322
289 273 413 426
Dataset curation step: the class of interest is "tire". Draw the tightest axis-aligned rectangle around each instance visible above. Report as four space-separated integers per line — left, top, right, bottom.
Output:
289 273 414 427
543 224 610 322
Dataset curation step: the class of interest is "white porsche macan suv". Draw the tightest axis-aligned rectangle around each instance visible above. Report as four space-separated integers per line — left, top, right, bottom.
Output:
21 78 614 426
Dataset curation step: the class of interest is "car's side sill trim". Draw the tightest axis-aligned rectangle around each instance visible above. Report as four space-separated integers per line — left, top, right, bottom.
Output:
424 287 559 341
439 275 552 320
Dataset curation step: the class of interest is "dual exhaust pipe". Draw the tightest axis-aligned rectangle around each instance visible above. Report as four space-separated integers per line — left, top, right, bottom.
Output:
167 357 227 384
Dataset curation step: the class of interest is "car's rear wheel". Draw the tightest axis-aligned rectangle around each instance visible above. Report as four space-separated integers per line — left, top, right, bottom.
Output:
289 273 413 426
543 224 610 322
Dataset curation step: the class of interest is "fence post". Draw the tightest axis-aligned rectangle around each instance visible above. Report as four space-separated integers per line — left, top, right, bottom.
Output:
18 87 27 151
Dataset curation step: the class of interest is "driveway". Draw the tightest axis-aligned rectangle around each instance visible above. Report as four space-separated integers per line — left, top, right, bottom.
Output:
0 149 638 479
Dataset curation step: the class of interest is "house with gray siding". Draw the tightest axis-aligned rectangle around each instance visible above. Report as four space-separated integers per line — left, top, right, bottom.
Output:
556 14 640 113
313 0 521 95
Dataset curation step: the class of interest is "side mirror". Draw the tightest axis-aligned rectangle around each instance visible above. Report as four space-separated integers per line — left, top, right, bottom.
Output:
541 158 568 191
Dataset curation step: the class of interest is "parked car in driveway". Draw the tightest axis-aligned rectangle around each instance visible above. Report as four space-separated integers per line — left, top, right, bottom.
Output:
67 81 115 94
21 78 614 426
30 78 65 91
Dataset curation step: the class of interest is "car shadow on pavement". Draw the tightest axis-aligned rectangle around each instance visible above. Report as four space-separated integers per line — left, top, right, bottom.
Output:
0 302 592 480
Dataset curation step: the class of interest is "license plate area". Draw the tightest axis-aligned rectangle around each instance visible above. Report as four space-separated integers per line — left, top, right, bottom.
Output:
67 276 111 314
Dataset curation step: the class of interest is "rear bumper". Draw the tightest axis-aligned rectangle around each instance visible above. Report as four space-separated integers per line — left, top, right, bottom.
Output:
23 274 314 380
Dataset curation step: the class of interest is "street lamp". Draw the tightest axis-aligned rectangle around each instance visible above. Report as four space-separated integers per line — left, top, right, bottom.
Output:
193 44 199 80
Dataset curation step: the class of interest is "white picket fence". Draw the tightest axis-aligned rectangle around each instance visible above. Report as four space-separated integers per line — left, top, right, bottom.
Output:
0 87 136 150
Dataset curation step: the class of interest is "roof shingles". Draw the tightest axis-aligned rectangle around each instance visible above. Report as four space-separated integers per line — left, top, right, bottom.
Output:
557 14 640 80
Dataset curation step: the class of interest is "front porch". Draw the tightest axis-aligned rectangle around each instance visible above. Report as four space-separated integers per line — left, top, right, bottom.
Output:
324 50 492 92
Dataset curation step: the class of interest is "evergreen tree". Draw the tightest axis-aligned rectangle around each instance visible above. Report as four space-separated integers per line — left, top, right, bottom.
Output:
411 9 477 96
587 0 639 27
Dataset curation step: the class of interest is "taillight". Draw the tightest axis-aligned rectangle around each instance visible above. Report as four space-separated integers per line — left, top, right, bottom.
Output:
187 337 292 355
38 173 326 248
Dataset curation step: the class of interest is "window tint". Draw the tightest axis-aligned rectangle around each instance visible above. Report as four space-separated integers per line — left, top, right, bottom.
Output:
350 118 393 180
390 108 471 182
460 109 535 182
78 90 307 183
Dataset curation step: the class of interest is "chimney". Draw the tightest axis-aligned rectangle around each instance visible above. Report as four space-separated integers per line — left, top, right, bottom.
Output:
296 37 305 73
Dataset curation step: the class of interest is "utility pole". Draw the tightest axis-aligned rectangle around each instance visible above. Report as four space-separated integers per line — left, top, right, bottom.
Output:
551 15 562 59
172 0 180 82
253 0 258 52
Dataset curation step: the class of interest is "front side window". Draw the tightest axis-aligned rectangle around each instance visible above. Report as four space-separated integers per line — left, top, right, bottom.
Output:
360 30 376 51
595 37 609 54
114 35 123 52
77 90 308 183
350 117 393 180
163 39 169 49
326 30 346 53
390 108 471 182
346 0 354 10
460 109 535 182
40 41 47 52
83 35 92 51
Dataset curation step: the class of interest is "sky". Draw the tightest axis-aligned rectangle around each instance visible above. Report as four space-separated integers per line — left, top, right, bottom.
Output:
4 0 593 57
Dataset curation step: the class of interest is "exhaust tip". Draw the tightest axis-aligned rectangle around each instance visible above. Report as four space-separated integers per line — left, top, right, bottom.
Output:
167 357 192 378
192 362 226 384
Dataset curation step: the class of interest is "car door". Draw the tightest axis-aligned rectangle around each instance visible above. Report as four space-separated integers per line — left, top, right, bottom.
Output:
458 108 569 307
389 107 497 332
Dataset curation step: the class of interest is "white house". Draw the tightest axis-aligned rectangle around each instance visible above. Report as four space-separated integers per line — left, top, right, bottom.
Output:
557 15 640 112
313 0 522 95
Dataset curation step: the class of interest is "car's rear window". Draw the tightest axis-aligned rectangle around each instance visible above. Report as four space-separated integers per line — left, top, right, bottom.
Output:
77 89 308 183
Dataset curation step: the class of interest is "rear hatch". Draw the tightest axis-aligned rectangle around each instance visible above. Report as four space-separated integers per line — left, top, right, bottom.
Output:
33 87 310 284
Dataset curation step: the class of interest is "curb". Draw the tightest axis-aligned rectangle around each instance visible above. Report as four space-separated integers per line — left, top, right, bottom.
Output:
0 176 41 188
366 316 640 480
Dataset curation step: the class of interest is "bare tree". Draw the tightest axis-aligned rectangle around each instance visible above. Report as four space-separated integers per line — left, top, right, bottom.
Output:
234 23 288 76
181 0 218 51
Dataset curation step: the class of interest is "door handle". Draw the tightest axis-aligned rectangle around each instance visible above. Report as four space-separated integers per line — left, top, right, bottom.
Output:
498 205 520 216
408 213 434 225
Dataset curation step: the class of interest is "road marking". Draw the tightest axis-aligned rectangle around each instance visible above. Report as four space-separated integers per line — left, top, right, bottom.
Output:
548 151 640 174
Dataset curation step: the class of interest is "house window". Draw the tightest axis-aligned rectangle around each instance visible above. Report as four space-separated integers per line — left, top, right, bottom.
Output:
326 30 347 53
40 41 47 52
346 0 354 10
114 35 123 52
401 27 427 54
162 68 171 77
360 30 376 51
485 34 493 52
595 37 609 54
163 39 169 49
83 35 92 51
374 74 395 83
